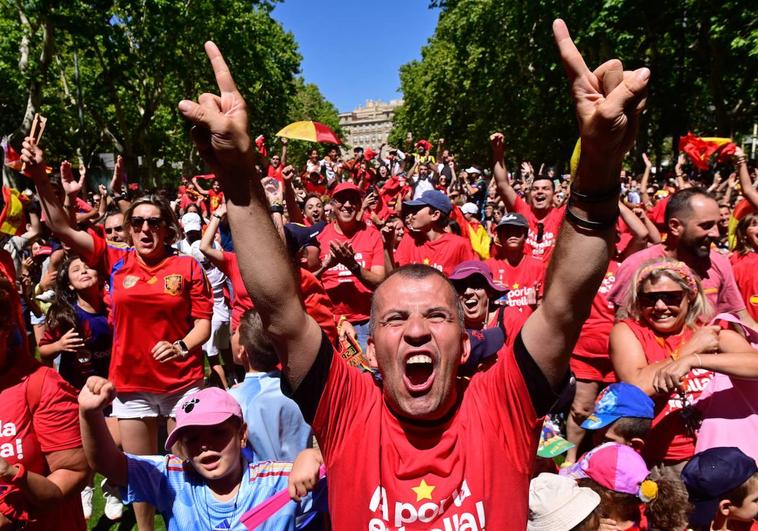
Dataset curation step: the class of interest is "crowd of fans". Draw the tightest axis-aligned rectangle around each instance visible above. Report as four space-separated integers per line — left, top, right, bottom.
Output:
1 20 758 531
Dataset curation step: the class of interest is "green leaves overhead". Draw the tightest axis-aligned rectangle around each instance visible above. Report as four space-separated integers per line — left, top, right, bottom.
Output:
393 0 758 171
0 0 320 186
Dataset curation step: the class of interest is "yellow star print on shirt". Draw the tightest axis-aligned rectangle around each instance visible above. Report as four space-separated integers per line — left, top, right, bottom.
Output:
412 479 436 501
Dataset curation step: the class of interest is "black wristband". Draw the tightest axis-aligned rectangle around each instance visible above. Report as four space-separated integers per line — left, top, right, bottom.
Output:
269 204 284 214
570 185 620 203
565 204 618 231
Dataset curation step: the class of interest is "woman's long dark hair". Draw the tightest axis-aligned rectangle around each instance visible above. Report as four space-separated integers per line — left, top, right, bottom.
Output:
45 255 84 335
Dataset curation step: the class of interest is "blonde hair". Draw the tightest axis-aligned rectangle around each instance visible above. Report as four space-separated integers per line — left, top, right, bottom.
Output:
618 257 712 329
123 194 182 247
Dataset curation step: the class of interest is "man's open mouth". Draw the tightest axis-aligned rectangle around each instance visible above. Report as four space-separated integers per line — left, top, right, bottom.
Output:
403 353 435 394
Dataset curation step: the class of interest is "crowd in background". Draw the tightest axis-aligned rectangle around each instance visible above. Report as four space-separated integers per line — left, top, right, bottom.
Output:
2 51 758 530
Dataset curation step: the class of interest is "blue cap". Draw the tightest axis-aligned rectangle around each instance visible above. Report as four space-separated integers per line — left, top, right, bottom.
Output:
581 383 654 430
284 222 325 256
466 327 504 366
682 447 758 529
403 190 452 215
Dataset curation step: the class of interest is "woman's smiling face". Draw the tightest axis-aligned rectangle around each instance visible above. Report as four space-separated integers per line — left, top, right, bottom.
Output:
638 275 689 334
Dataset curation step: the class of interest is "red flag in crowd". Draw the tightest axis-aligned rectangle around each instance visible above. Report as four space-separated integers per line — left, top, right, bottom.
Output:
255 135 268 158
678 132 736 171
2 140 23 172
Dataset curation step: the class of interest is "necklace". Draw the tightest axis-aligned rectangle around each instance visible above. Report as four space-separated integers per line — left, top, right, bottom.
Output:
202 477 243 530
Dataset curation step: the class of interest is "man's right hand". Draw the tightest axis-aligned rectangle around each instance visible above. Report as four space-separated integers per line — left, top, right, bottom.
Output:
178 42 255 189
490 132 505 159
79 376 116 413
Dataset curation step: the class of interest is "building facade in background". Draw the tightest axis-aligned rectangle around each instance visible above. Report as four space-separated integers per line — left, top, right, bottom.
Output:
338 99 402 152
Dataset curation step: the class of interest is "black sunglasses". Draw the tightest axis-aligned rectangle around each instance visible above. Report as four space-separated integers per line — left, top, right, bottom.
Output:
638 290 686 308
130 216 163 231
105 225 123 234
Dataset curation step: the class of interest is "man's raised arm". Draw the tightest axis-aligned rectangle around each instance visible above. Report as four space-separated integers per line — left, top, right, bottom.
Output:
178 42 322 391
521 19 650 388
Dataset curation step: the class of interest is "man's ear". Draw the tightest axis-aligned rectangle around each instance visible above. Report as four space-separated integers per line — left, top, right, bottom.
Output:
668 217 685 238
430 209 442 222
459 330 471 366
365 338 378 370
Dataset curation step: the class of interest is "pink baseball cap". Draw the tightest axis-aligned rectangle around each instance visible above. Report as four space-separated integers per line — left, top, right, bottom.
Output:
561 442 649 496
164 387 243 450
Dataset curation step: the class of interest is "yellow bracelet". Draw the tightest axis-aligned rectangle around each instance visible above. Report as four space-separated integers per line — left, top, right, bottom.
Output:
694 353 703 368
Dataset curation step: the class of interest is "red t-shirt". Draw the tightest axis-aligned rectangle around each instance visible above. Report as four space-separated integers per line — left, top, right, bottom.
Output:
317 222 384 322
83 236 213 394
267 164 284 184
571 261 619 382
647 195 670 230
621 319 713 464
485 254 545 346
219 252 339 342
311 340 542 529
394 233 476 276
300 268 338 345
0 366 86 530
219 251 254 332
512 196 565 262
731 252 758 322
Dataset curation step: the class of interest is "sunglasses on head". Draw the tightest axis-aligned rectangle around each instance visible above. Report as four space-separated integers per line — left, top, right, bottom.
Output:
105 225 123 234
638 290 686 308
130 216 163 231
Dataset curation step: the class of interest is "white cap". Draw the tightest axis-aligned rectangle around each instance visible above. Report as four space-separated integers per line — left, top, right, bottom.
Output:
461 202 478 215
527 473 600 531
181 212 202 233
465 166 481 174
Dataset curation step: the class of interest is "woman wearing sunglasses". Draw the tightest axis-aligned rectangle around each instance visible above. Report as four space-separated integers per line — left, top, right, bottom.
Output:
21 137 212 531
610 258 758 470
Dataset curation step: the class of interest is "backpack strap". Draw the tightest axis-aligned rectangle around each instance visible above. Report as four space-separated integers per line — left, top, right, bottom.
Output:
25 367 47 415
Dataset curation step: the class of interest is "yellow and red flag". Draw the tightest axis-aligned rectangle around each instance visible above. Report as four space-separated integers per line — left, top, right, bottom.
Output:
0 187 28 236
679 133 736 171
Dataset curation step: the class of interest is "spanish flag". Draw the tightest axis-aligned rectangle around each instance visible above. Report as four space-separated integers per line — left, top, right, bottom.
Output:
679 133 736 171
0 187 28 236
728 198 754 250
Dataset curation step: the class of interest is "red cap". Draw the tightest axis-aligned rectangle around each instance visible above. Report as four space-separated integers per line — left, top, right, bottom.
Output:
331 182 362 197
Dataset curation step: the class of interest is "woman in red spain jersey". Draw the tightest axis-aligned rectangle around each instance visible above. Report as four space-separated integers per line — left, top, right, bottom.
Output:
610 258 758 469
22 138 212 531
731 211 758 322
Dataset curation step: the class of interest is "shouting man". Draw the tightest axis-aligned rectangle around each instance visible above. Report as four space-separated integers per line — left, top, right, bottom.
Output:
171 19 649 529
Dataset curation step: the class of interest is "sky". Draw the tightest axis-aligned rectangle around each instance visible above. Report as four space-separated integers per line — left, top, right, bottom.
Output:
271 0 439 113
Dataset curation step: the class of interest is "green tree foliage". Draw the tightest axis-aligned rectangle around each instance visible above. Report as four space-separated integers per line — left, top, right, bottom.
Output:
392 0 758 172
0 0 328 188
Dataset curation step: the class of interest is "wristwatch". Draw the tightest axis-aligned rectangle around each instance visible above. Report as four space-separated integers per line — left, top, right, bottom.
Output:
172 340 189 359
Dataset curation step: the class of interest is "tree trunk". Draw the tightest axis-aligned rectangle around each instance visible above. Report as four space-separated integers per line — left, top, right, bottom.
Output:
16 16 55 138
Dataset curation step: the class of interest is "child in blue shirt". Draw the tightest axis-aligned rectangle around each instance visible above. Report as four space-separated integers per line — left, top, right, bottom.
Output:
79 380 312 530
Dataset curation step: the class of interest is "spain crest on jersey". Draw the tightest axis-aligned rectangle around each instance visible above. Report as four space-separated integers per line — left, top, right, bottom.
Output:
163 274 183 296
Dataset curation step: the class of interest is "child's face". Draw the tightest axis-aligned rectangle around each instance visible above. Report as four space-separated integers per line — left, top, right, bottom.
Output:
727 476 758 522
180 419 246 483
